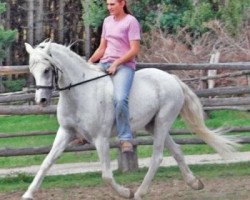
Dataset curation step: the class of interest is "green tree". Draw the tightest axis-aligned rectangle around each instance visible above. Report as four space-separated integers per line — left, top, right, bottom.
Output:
0 2 16 63
182 1 215 34
81 0 249 37
81 0 107 30
182 0 250 36
130 0 192 32
218 0 250 36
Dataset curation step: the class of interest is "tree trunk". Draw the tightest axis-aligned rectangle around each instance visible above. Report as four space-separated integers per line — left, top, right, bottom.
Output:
27 0 34 45
0 5 3 65
5 1 11 65
27 0 35 87
0 2 2 65
82 0 91 59
35 0 44 43
58 0 65 42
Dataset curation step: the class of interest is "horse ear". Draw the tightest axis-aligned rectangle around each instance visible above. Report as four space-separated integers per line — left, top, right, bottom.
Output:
43 40 51 54
25 43 34 54
43 38 51 43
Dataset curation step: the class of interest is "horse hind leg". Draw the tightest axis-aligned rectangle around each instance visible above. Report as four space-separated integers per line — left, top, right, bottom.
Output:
134 107 174 200
22 127 72 200
164 134 204 190
134 102 203 199
94 136 133 199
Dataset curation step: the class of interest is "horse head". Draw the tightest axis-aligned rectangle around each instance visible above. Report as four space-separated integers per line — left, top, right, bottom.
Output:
25 41 55 107
25 40 106 107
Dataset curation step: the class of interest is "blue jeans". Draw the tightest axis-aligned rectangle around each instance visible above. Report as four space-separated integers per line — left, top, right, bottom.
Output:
100 62 135 140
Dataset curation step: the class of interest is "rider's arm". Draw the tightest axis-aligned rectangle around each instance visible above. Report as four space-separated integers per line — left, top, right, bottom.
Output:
88 38 107 64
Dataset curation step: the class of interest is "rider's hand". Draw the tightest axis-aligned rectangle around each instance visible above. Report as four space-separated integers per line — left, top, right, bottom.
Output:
106 60 120 75
106 64 117 75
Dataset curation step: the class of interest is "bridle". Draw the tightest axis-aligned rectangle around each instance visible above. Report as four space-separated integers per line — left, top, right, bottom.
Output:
35 63 110 91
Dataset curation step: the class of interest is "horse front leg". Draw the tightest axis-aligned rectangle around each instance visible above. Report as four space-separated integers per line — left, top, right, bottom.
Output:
22 127 72 200
94 136 134 199
134 132 165 200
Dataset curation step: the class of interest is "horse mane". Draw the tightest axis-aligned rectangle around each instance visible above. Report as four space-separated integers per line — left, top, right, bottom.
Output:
34 41 103 72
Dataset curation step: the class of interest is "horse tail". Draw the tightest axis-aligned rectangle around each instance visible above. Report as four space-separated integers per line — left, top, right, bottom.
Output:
173 75 240 159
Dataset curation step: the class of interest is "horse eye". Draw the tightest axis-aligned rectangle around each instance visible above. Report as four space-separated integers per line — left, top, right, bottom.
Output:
44 69 50 74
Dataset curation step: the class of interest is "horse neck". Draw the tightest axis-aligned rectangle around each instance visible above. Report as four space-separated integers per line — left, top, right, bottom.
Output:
50 45 101 88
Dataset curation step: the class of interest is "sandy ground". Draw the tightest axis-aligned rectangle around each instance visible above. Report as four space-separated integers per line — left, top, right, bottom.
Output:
1 152 250 200
1 176 250 200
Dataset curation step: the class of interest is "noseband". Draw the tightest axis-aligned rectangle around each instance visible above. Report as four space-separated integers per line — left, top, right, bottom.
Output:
35 63 109 91
35 65 60 90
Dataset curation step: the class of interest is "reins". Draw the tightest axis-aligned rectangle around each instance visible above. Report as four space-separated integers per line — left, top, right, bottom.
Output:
56 73 110 91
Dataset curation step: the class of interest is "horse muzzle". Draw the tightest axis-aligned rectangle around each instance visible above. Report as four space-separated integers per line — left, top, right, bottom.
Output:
37 97 50 107
35 90 52 107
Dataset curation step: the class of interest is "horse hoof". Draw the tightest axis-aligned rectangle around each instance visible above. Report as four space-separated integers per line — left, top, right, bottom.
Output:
22 193 34 200
129 189 134 199
188 178 204 190
22 197 33 200
134 193 143 200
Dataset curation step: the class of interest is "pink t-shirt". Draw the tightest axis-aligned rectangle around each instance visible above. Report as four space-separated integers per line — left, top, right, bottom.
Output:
100 14 141 69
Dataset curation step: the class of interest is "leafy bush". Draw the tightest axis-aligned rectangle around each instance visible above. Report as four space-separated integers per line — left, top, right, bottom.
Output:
82 0 249 36
2 78 26 92
0 1 5 13
0 27 16 61
182 0 250 36
130 0 161 31
131 0 191 33
0 2 16 62
182 2 215 34
82 0 107 30
218 0 250 36
132 0 250 36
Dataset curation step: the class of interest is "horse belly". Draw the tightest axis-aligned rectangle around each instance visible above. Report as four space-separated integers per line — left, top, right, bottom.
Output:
129 77 159 131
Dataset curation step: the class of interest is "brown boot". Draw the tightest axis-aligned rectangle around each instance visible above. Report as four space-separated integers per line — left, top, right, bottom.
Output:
120 140 133 153
70 138 89 146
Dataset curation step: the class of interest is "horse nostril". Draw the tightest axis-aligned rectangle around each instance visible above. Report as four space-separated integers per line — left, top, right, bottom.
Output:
40 98 47 103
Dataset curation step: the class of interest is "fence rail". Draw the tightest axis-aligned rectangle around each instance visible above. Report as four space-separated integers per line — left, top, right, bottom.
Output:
1 86 250 104
0 62 250 115
1 136 250 157
1 126 250 139
1 62 250 75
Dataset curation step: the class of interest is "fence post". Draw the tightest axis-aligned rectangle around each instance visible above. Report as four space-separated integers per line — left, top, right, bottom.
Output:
117 142 138 172
208 50 220 90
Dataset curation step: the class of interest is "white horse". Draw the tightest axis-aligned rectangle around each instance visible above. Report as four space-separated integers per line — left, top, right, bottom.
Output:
22 41 239 200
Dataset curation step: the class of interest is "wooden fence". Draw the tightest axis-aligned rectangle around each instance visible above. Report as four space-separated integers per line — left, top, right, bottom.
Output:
1 62 250 113
0 62 250 171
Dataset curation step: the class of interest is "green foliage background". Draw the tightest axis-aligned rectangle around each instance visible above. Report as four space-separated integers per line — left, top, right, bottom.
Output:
2 78 26 92
82 0 250 36
0 1 16 62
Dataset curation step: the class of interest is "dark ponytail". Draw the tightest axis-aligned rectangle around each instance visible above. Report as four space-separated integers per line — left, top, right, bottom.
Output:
118 0 131 14
124 4 131 14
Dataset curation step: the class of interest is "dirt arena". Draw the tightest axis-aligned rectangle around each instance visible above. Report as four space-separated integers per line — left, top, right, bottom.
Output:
1 175 250 200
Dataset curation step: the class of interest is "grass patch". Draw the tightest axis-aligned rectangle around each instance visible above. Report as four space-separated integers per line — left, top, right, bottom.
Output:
0 162 250 193
0 110 249 168
0 115 58 133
